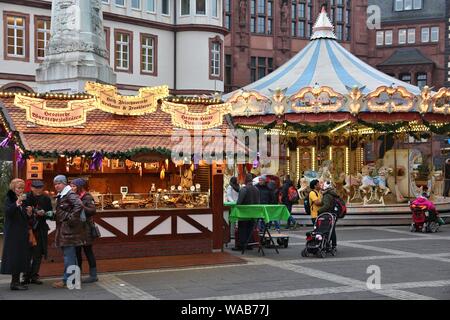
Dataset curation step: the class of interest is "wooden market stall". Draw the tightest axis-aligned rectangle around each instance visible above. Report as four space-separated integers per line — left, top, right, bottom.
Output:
0 83 243 261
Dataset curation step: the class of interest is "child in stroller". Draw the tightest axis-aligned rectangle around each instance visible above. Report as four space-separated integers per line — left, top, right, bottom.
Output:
410 193 441 233
301 212 337 258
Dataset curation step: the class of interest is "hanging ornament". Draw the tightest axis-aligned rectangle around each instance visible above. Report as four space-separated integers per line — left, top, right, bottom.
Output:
14 144 25 168
165 159 169 170
160 167 165 180
252 152 260 169
0 132 13 148
193 154 200 170
89 151 103 170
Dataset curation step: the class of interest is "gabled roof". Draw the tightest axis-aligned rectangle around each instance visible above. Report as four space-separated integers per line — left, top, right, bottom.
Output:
0 96 243 155
378 48 434 66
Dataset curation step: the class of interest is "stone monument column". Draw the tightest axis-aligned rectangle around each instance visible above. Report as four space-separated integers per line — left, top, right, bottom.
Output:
36 0 116 93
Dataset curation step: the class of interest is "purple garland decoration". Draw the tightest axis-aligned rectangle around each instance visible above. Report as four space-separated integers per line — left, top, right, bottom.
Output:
0 132 13 148
252 152 260 169
193 154 200 170
89 151 103 170
14 144 25 168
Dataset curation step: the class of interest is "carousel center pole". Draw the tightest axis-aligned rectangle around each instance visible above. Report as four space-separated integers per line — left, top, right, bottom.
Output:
394 133 398 186
347 127 351 177
430 132 434 174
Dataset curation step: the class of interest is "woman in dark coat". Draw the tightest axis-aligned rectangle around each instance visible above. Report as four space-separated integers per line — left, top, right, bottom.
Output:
70 178 98 283
1 178 31 290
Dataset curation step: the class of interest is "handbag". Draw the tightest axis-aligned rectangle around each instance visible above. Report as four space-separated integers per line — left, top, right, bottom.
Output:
80 209 87 222
90 222 101 238
28 229 37 247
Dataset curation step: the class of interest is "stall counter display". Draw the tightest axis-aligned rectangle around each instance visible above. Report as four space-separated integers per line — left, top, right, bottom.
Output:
93 191 210 211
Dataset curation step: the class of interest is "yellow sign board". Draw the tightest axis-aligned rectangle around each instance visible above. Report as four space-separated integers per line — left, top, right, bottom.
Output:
161 101 232 130
85 82 169 116
14 95 96 127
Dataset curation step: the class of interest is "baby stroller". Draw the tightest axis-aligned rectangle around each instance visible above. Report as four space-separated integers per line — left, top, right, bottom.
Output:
301 212 336 258
410 204 440 233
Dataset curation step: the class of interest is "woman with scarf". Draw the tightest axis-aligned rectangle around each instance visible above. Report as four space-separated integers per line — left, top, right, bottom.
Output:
70 178 98 283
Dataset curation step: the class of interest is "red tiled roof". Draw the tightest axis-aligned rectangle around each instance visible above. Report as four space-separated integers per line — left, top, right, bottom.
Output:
0 97 246 154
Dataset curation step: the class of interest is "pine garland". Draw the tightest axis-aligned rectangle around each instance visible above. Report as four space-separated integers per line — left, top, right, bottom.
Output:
421 118 450 135
23 147 173 160
283 121 342 133
357 119 410 133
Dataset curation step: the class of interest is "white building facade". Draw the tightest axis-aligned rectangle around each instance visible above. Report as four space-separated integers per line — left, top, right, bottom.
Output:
0 0 226 94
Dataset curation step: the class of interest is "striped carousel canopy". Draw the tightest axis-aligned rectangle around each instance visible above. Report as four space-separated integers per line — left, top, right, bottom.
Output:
233 8 420 97
225 7 438 118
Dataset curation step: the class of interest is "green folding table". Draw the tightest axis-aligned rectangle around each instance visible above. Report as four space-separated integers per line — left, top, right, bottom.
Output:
226 203 291 255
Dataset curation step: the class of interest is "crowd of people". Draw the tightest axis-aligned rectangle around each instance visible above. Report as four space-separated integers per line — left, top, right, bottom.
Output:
226 174 348 251
1 175 98 290
226 174 305 250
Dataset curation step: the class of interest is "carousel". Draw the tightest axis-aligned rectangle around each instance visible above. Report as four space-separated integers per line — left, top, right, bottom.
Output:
225 7 450 216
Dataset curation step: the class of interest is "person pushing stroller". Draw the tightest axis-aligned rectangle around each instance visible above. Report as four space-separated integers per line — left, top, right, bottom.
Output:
317 181 339 250
410 191 443 233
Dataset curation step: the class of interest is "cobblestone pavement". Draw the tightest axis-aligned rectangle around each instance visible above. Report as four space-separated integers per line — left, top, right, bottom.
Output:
1 225 449 300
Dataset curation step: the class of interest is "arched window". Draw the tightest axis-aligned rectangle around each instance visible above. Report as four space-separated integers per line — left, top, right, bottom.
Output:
0 82 33 93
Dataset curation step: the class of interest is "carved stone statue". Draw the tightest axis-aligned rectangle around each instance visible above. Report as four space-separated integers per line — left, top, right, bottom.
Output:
280 1 289 33
239 0 247 27
36 0 116 93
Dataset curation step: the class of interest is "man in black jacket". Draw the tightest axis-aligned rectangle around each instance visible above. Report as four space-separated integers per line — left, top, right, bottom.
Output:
256 176 274 205
444 159 450 197
22 180 53 285
256 176 274 231
236 174 260 250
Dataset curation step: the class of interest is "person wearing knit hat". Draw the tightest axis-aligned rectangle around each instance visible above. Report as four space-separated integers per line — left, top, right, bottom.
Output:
322 181 333 191
70 178 98 283
53 175 68 185
318 181 340 250
71 178 86 189
52 175 85 289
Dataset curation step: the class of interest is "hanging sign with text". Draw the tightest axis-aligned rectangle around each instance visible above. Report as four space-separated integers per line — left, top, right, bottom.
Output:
14 95 96 127
85 82 169 116
161 101 232 130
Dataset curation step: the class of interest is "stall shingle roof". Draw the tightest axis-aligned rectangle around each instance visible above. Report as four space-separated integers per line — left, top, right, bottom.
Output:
0 96 243 154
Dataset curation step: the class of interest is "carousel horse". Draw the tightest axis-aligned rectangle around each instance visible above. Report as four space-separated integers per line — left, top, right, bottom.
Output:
359 165 393 205
298 177 310 200
340 172 363 203
303 170 320 184
318 160 334 185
